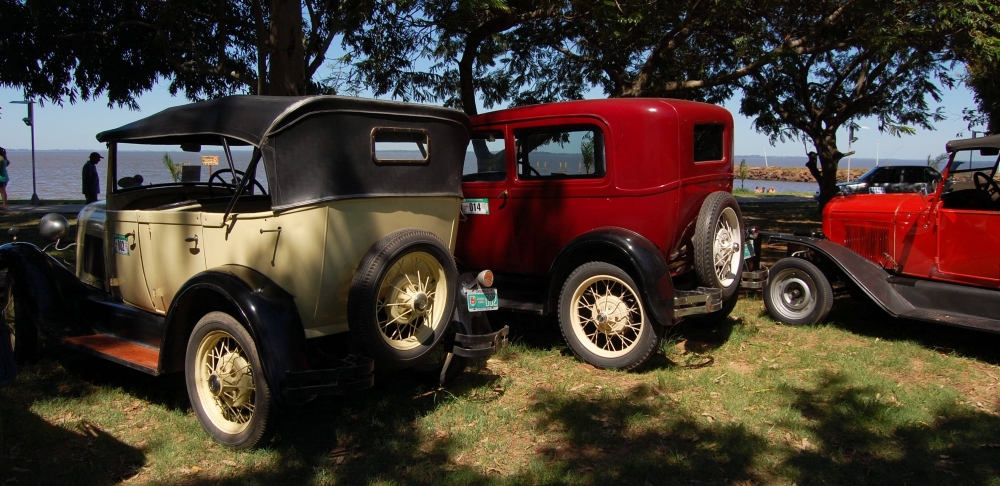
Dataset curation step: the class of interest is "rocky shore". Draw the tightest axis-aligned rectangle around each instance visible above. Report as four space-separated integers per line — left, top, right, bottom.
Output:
734 166 867 183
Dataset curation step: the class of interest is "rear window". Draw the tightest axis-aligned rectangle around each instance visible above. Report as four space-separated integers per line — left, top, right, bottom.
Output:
693 124 725 162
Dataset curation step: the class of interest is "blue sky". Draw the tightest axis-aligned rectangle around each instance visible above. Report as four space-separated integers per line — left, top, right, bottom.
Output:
0 78 981 162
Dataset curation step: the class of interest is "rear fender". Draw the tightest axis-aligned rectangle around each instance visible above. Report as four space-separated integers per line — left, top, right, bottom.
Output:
548 228 675 326
162 265 307 402
768 234 910 316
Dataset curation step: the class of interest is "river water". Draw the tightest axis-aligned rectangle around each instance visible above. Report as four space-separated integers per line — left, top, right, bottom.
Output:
738 179 818 193
1 149 250 201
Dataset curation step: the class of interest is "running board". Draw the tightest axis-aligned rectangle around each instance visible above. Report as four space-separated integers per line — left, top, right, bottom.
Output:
899 309 1000 334
63 334 160 375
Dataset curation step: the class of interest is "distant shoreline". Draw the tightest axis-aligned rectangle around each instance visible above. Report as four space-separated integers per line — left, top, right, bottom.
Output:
735 166 867 183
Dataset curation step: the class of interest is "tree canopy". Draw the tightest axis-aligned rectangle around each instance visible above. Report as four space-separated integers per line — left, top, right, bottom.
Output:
4 0 1000 200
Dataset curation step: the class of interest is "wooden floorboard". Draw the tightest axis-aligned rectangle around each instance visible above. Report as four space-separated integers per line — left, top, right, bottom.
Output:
64 334 160 373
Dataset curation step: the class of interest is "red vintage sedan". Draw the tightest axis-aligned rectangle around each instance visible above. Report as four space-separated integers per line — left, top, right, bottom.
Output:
456 99 748 370
764 134 1000 331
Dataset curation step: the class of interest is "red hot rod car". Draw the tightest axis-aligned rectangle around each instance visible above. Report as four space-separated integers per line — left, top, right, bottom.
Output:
764 133 1000 331
455 99 748 370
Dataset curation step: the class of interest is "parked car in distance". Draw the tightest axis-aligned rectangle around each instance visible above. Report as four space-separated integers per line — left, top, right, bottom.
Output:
838 164 941 195
764 134 1000 333
455 98 748 371
0 95 507 449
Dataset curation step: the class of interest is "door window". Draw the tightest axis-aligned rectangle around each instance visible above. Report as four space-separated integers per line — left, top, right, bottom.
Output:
464 131 507 182
514 127 605 180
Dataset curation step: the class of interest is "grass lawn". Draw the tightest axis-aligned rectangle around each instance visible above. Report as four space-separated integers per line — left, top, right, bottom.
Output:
1 204 999 485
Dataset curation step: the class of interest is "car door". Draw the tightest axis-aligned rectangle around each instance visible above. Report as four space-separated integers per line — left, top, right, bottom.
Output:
936 203 1000 286
455 128 517 272
137 210 207 313
506 122 612 275
105 209 156 311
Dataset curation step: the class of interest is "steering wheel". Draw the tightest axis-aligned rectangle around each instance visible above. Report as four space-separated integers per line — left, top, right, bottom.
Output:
973 171 1000 202
208 169 267 197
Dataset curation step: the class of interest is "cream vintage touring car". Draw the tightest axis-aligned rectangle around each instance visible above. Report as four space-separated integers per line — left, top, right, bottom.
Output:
1 95 507 449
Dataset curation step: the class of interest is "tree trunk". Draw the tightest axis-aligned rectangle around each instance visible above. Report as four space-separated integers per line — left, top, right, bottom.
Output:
252 0 270 95
808 135 846 212
268 0 305 96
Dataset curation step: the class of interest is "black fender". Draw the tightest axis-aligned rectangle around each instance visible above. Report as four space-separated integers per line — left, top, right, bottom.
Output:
0 242 95 337
162 264 307 403
548 227 675 326
768 234 910 316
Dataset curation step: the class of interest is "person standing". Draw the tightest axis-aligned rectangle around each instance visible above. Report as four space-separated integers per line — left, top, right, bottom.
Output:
82 152 102 203
0 147 10 210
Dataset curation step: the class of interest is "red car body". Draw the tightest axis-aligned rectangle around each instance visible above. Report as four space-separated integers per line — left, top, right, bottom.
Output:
457 98 735 277
455 99 746 370
764 134 1000 331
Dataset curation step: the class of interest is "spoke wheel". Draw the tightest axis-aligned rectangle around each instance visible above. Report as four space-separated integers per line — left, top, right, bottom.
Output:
763 258 833 326
186 312 275 449
375 251 449 351
350 229 458 369
559 262 660 370
694 192 744 299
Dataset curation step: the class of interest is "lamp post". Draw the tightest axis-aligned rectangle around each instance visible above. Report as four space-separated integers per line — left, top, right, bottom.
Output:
846 125 869 182
10 100 40 205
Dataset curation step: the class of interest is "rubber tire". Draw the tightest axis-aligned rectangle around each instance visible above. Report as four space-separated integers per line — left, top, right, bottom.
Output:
558 262 661 370
763 258 834 326
185 312 277 450
4 274 38 363
693 192 744 299
349 229 458 370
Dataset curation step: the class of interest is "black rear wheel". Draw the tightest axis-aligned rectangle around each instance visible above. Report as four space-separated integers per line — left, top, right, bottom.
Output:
4 274 38 363
763 258 833 326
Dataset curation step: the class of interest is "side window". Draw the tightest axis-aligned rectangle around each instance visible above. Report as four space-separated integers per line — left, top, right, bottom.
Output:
870 168 895 184
463 131 506 182
693 124 725 162
513 127 605 180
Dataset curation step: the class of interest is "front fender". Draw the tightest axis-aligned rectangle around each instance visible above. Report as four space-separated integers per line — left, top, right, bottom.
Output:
768 234 908 316
163 265 307 402
0 242 93 337
548 228 675 326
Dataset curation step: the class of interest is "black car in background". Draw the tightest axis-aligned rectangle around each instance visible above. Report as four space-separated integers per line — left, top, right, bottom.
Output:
838 165 942 195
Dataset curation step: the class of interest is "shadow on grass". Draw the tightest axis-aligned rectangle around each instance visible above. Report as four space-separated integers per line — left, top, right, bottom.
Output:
7 342 1000 485
778 371 1000 485
0 360 145 485
820 296 1000 366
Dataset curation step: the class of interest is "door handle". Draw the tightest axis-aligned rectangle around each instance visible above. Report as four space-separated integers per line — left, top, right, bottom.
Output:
498 190 508 199
185 235 198 245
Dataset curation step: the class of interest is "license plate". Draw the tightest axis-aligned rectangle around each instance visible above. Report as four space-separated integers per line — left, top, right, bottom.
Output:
743 240 755 259
114 234 130 256
467 289 498 312
461 198 489 215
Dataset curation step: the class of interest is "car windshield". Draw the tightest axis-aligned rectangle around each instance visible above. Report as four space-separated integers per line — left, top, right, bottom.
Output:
944 149 999 195
114 144 267 193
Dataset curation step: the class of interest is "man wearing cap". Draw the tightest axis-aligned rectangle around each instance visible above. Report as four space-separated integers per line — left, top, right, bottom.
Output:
82 152 102 203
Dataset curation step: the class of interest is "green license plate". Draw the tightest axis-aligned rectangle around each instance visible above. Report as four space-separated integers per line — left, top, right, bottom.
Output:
467 289 498 312
743 240 755 259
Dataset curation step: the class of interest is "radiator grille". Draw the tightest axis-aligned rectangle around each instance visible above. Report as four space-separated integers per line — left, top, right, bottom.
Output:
843 222 892 266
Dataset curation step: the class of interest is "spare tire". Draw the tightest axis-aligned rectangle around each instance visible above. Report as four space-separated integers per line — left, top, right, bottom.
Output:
349 229 458 369
693 192 744 299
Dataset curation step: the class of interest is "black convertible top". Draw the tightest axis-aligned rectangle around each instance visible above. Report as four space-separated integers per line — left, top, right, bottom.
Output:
946 133 1000 153
97 96 471 211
